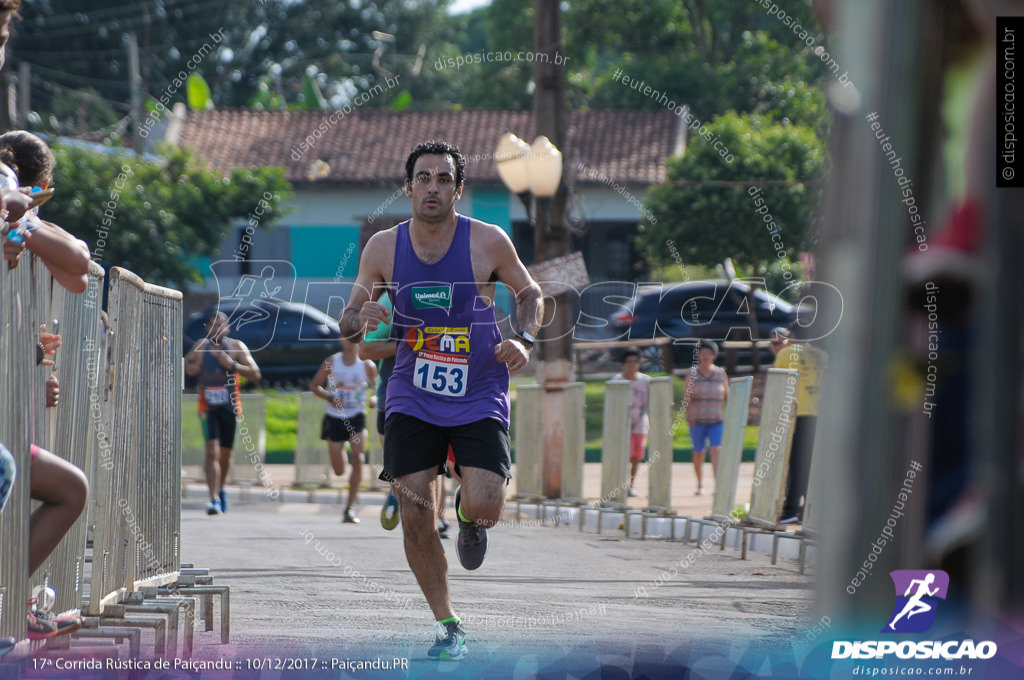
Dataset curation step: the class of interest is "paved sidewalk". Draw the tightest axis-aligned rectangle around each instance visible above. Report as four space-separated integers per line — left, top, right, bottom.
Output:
185 461 762 518
179 488 814 677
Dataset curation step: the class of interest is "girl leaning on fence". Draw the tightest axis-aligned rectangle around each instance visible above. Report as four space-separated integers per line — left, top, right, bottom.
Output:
0 130 92 642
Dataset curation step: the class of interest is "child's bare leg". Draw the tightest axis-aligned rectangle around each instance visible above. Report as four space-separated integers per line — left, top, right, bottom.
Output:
29 448 88 575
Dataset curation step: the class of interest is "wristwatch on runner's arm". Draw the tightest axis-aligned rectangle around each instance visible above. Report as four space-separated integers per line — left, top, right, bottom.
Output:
515 330 535 349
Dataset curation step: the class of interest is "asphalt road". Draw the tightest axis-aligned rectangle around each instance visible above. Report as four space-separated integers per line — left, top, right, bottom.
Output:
178 494 814 679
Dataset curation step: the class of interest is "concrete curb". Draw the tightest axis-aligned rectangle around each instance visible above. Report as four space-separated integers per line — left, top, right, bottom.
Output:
183 482 815 566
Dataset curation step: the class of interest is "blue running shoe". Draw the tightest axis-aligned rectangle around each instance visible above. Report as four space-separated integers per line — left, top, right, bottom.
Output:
219 489 228 513
427 619 467 660
206 498 221 515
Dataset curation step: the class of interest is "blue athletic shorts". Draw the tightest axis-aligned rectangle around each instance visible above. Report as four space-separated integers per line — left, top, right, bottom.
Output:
689 422 724 453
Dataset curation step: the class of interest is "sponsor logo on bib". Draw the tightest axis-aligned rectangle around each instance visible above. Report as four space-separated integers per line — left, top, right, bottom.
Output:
405 327 470 353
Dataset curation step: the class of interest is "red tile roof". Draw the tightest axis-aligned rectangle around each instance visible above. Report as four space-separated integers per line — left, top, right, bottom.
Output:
177 109 681 187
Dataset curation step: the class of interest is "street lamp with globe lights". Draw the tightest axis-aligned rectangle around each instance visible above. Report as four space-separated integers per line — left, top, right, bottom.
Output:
495 131 574 499
495 132 563 229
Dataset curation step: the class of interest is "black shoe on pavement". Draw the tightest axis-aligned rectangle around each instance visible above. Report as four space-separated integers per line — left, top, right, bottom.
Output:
454 487 487 570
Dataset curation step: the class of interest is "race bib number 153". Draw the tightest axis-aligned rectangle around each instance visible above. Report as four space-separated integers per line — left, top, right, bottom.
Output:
414 351 467 397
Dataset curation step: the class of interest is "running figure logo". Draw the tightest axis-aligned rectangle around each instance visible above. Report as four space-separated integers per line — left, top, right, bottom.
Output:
883 570 949 634
208 260 296 351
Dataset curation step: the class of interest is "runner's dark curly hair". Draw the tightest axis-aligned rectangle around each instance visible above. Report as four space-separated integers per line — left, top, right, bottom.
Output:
405 140 466 188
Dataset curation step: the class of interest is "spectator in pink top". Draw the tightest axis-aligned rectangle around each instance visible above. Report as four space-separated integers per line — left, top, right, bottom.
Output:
684 340 727 495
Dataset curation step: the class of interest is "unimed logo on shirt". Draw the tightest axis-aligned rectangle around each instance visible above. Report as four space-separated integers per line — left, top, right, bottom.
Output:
411 285 452 310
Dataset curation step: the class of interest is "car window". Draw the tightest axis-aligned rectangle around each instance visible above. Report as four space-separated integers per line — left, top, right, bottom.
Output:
654 285 688 307
270 310 305 343
227 309 273 349
633 290 660 315
298 308 339 341
659 283 721 324
753 288 793 313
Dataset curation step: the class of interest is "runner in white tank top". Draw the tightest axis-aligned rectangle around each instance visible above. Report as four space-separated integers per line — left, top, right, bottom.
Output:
310 337 378 523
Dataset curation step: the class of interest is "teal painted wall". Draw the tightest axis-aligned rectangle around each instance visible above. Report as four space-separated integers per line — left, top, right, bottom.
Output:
289 226 361 278
470 189 514 314
190 255 212 277
470 189 510 233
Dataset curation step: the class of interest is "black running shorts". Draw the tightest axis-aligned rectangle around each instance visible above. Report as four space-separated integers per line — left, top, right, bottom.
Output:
321 412 367 443
381 412 511 482
201 406 236 449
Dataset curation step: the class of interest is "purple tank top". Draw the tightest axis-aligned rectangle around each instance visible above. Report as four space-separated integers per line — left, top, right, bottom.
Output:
385 216 510 428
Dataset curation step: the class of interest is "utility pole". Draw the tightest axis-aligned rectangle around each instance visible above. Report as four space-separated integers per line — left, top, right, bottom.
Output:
0 41 13 131
16 62 29 128
127 33 143 152
532 0 574 498
141 2 152 87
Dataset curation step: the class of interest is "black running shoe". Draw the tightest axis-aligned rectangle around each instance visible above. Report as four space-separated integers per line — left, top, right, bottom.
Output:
427 620 467 660
454 486 487 570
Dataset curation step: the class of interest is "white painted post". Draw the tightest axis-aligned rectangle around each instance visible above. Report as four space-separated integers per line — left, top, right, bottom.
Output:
600 380 631 507
711 377 754 520
229 394 266 484
646 377 674 510
747 369 799 528
294 392 331 487
180 394 204 472
514 384 543 498
560 382 586 501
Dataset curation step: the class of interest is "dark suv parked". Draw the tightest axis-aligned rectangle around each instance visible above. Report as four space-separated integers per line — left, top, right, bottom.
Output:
184 301 341 384
604 279 801 366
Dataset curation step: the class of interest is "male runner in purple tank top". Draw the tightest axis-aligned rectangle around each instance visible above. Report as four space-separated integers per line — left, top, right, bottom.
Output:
341 140 543 661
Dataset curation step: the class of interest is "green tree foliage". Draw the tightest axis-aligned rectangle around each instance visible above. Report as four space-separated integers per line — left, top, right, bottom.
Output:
563 0 829 129
432 0 536 110
12 0 830 125
12 0 458 129
43 144 291 289
640 113 825 270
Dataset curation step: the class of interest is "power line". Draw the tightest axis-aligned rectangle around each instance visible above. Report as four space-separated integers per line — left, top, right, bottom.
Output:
30 78 133 112
15 33 232 58
17 0 204 29
20 0 233 40
17 60 132 90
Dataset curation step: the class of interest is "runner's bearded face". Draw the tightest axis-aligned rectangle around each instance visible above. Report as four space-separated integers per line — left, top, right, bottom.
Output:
407 154 462 221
